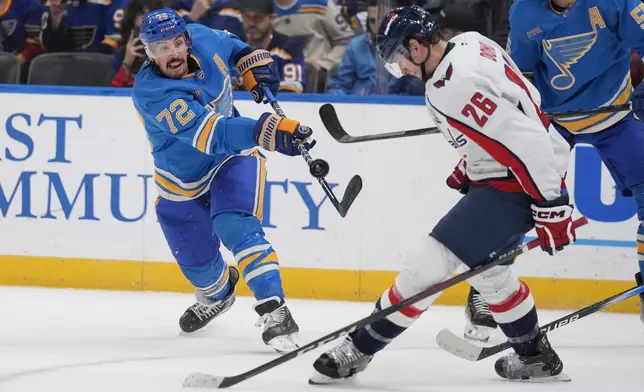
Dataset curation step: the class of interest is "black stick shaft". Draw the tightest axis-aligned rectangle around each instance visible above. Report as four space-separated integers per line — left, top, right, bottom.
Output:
321 103 632 144
262 89 343 212
214 218 587 387
476 283 644 360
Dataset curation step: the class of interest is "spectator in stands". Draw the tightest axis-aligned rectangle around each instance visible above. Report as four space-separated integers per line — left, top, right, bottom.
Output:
0 0 45 66
237 0 304 93
41 0 127 53
111 0 163 87
171 0 246 41
327 0 424 96
272 0 354 76
337 0 368 32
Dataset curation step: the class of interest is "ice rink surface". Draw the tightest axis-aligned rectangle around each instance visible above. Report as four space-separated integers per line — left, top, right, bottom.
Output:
1 287 642 392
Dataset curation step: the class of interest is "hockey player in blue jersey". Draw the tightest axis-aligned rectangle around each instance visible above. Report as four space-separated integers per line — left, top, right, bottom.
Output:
132 8 315 353
500 0 644 325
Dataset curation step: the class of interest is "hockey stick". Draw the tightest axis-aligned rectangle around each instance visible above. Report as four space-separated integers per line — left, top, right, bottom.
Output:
436 282 644 362
319 103 632 144
263 88 362 218
183 217 588 389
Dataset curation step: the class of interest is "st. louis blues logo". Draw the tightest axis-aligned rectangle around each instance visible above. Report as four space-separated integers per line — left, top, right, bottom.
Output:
542 31 596 90
1 20 18 37
542 7 605 90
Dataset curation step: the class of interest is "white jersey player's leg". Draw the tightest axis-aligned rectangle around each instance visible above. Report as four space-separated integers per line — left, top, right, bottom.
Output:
309 185 568 384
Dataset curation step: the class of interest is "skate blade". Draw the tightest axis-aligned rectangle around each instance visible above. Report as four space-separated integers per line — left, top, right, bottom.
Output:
308 369 357 385
183 372 224 388
512 373 572 383
268 333 300 355
464 321 494 343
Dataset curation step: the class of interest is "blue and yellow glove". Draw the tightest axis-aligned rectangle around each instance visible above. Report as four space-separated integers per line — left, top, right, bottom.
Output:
236 48 280 103
254 113 316 156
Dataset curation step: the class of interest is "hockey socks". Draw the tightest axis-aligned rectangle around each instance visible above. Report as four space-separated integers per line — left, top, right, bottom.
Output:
487 280 540 356
351 285 425 355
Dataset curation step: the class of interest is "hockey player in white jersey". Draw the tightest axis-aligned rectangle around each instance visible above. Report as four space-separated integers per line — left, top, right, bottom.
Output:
309 5 575 384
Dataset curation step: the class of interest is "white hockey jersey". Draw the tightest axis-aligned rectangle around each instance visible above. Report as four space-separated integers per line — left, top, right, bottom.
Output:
425 32 570 202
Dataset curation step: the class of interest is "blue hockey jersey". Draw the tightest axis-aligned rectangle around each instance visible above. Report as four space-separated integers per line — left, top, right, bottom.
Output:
132 24 260 202
0 0 44 55
41 0 125 53
508 0 644 134
233 31 305 93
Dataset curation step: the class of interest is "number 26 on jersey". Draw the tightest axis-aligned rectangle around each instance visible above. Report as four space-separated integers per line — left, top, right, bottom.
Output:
461 92 497 127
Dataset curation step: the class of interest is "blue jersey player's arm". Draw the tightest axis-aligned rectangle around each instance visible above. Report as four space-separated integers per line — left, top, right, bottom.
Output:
134 91 258 156
507 2 540 73
213 29 255 71
616 0 644 58
192 26 257 74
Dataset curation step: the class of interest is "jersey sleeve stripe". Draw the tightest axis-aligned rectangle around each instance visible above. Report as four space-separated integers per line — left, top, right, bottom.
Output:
192 111 219 152
445 116 546 202
204 114 223 154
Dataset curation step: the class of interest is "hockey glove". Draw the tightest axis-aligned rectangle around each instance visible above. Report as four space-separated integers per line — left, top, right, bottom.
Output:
531 194 576 256
446 159 470 195
235 48 280 103
254 113 316 156
631 82 644 120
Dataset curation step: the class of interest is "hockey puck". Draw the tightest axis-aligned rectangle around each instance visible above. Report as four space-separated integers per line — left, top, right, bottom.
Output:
309 159 330 178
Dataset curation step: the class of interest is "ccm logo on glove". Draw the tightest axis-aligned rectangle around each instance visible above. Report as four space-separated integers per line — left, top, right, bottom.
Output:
532 210 570 221
531 194 576 256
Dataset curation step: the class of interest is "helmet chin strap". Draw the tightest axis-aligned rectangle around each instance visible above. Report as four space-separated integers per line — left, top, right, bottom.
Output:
410 44 432 82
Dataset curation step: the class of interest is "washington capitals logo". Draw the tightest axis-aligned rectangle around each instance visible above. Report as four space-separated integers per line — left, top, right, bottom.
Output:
433 64 453 89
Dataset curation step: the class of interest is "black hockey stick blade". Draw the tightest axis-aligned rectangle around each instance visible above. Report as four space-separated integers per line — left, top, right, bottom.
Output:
319 103 632 145
436 283 644 362
319 103 350 142
319 103 440 144
182 218 588 389
338 175 362 217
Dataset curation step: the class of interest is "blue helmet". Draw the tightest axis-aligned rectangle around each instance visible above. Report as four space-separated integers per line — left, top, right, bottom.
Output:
376 5 438 66
139 8 191 51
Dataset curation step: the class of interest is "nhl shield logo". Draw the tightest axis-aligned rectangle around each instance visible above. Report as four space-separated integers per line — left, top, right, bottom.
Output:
197 70 205 80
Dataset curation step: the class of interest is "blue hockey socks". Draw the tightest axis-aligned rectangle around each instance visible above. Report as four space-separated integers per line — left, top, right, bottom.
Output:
213 212 285 300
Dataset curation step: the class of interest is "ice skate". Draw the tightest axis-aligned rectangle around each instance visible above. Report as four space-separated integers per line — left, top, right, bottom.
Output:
636 272 644 324
253 296 300 354
495 333 570 382
309 336 374 385
464 286 497 343
179 266 239 333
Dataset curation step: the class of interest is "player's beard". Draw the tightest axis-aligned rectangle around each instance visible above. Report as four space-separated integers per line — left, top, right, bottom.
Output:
247 27 270 45
162 55 188 79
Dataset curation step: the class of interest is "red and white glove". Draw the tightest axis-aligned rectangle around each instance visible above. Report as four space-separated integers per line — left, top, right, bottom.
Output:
446 159 470 195
531 195 576 255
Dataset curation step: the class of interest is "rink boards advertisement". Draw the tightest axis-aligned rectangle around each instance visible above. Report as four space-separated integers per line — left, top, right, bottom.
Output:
0 85 640 313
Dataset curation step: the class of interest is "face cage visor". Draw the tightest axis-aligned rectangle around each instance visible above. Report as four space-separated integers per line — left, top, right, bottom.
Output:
144 34 189 59
382 43 411 79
